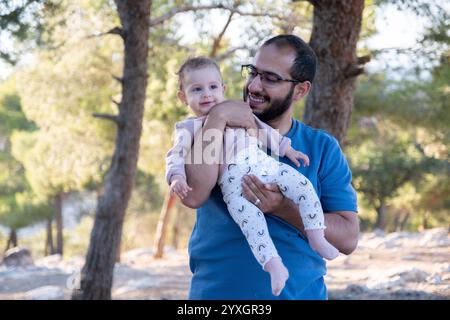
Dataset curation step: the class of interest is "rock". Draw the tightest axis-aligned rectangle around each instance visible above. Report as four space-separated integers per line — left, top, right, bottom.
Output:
346 284 369 294
2 247 34 267
396 268 429 283
433 263 450 274
35 254 63 270
122 248 154 264
24 286 64 300
419 228 450 247
402 255 418 261
114 277 161 295
427 274 442 285
366 275 405 290
373 228 385 237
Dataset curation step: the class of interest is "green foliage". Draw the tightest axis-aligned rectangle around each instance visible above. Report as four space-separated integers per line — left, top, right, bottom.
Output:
349 45 449 230
0 76 50 233
11 1 122 198
349 123 430 207
0 192 51 230
0 0 62 64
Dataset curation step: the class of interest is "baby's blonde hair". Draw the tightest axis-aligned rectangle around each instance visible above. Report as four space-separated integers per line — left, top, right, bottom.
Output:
177 57 222 91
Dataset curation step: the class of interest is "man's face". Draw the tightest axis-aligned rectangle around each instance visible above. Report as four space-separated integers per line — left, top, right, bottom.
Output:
243 45 297 123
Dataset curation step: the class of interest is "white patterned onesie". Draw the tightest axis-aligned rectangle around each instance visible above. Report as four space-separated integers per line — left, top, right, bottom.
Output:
218 142 324 268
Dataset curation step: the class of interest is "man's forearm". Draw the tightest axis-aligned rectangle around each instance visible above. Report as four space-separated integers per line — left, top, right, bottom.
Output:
181 114 226 208
274 198 359 255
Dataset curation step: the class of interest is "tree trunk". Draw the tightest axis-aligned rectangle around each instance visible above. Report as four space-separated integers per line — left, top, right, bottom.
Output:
5 229 17 252
54 192 64 256
115 235 121 263
393 214 400 232
45 217 55 256
304 0 365 145
422 211 430 230
399 213 410 231
153 192 177 258
72 0 150 300
375 200 387 230
171 207 182 250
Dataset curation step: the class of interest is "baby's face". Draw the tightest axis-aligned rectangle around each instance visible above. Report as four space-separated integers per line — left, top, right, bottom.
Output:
179 66 225 116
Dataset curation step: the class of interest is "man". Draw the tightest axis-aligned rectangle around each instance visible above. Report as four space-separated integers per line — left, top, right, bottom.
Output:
181 34 359 299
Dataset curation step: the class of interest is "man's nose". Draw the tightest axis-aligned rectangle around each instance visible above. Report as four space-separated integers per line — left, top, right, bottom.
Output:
247 74 263 92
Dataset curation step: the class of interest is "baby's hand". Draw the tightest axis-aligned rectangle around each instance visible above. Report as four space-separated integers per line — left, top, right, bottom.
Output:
285 148 310 167
170 175 193 199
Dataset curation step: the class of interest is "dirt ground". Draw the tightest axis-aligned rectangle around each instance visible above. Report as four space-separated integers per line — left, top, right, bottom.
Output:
0 228 449 300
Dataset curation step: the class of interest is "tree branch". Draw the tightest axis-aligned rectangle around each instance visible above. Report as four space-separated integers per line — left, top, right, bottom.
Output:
92 113 120 124
149 4 284 27
112 75 124 85
344 65 365 79
111 98 121 108
210 12 234 58
294 0 319 7
150 5 225 26
344 55 371 79
87 26 125 40
215 46 247 61
357 54 371 65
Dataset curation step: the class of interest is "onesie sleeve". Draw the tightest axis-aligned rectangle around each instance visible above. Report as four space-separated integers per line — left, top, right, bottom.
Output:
165 118 203 185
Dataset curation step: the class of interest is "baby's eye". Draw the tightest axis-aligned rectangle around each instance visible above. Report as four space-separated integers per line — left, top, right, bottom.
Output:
210 84 219 90
191 87 202 92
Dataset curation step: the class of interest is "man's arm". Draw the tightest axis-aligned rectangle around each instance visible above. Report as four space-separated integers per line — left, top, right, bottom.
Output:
181 100 256 209
181 115 224 208
241 175 359 255
274 197 359 255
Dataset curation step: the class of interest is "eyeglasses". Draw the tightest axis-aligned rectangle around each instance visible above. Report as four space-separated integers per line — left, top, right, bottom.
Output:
241 64 301 86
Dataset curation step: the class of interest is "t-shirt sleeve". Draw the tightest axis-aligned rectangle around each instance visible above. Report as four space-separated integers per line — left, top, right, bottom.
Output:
318 136 358 213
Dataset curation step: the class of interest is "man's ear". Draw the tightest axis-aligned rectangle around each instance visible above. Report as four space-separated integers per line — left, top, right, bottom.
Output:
177 90 187 104
293 81 311 101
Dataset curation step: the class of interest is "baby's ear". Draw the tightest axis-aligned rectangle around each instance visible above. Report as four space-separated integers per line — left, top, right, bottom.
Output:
177 90 187 104
222 83 227 92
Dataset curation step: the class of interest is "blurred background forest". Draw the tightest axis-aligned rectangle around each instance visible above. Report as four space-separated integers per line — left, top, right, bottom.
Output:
0 0 448 266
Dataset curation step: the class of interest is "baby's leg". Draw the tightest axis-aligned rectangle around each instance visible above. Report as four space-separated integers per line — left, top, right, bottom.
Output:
221 179 288 295
274 163 339 260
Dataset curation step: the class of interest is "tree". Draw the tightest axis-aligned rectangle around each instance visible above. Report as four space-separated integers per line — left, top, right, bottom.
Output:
72 0 151 300
0 192 51 251
12 0 124 256
0 0 61 64
0 77 53 252
302 0 369 145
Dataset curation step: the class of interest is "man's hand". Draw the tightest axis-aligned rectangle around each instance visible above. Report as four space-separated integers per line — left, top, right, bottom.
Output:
209 100 256 130
241 174 285 213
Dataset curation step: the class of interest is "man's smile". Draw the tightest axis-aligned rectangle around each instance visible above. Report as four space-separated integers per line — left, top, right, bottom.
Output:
248 92 269 108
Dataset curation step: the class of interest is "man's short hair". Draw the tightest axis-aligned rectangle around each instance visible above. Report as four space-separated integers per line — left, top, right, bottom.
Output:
263 35 317 83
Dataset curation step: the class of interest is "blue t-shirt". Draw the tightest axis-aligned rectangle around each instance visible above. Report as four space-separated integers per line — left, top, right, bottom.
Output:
188 119 358 299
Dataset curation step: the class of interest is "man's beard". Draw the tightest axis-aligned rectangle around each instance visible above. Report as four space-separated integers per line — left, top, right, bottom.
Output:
243 85 294 123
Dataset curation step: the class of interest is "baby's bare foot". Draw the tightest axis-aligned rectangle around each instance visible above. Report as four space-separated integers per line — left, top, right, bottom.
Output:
264 257 289 296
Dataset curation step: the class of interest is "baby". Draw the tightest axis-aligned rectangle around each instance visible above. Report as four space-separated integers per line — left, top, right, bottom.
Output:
165 57 339 296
